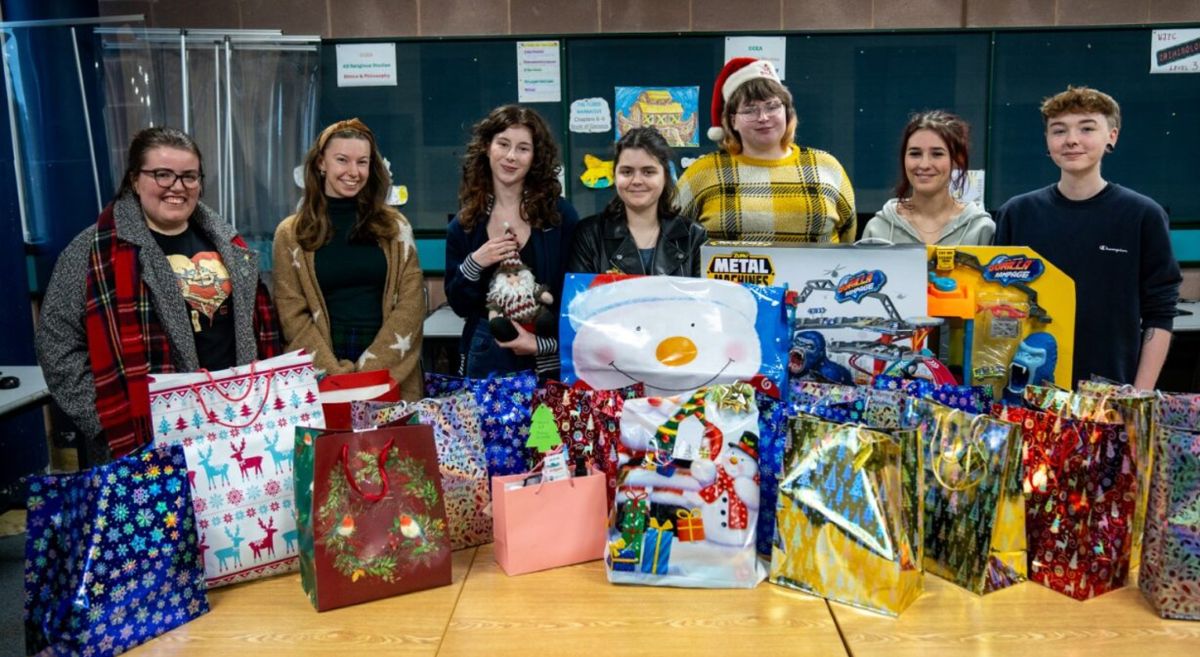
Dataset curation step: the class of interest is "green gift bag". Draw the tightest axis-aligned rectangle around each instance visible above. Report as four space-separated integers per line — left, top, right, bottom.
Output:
770 413 923 616
294 424 452 611
913 400 1024 594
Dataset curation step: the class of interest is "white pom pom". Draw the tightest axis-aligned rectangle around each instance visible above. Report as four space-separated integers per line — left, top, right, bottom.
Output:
707 126 725 142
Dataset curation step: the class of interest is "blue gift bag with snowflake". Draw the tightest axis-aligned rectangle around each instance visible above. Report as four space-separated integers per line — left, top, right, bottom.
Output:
423 371 537 476
24 444 209 656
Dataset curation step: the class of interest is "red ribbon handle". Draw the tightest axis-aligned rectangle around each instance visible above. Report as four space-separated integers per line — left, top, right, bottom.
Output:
340 438 394 503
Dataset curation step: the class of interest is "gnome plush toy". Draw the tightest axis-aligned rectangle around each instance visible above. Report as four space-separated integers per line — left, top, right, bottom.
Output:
485 254 555 343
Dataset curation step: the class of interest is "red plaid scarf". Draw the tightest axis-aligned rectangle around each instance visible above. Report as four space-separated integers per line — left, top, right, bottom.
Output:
84 203 282 457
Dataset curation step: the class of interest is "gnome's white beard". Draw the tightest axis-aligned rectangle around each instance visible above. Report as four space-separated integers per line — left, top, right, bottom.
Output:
488 268 540 324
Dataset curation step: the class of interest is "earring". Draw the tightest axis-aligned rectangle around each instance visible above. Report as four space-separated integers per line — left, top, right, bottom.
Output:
318 170 326 177
1105 144 1115 153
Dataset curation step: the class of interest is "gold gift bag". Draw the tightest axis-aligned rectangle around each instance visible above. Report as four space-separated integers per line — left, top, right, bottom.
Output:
770 414 923 616
913 400 1025 594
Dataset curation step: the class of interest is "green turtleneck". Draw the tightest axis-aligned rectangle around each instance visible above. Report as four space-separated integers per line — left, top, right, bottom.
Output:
313 196 386 329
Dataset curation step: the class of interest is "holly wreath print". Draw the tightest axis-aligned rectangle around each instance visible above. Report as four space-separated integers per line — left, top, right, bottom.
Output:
318 449 448 583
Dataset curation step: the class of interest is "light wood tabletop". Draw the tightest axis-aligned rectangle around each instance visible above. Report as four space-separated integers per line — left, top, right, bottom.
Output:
128 548 478 656
438 543 848 657
829 573 1200 657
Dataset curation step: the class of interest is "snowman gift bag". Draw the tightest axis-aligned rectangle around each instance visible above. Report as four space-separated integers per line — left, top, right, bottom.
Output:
605 383 767 588
560 274 788 398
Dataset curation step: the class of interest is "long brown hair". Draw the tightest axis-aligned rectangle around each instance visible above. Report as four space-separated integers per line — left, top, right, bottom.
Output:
720 78 798 156
892 110 970 201
294 118 397 250
457 105 563 231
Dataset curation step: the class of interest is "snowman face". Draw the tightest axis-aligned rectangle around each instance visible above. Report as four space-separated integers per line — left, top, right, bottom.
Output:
720 445 758 478
570 279 762 395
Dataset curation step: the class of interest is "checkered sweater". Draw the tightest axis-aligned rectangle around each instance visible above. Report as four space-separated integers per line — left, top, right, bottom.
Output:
676 145 856 243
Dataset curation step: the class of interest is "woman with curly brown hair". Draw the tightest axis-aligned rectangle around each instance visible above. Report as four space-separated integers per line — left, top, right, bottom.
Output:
272 118 425 400
445 105 578 379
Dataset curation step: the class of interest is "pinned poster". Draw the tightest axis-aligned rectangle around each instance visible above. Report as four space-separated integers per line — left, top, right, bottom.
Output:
570 97 612 133
724 37 786 80
615 87 699 147
518 41 561 102
1151 29 1200 73
336 43 397 87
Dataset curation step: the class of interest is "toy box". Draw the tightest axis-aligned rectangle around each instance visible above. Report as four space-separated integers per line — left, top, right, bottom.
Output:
701 242 937 385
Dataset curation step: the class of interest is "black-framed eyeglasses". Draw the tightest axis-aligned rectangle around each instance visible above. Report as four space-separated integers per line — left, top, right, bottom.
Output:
139 168 203 189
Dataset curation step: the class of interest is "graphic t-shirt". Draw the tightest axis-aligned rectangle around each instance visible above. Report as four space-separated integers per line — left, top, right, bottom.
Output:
152 223 237 370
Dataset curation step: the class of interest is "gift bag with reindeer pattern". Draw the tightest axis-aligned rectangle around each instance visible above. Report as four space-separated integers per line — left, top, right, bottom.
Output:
149 350 324 587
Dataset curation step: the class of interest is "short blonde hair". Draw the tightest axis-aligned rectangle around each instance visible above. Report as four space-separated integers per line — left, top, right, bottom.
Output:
1040 86 1121 131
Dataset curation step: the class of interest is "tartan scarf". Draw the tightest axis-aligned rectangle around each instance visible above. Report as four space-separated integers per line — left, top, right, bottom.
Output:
84 201 283 458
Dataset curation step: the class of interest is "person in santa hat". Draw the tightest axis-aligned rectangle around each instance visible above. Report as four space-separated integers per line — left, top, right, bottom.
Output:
445 105 579 380
676 58 856 243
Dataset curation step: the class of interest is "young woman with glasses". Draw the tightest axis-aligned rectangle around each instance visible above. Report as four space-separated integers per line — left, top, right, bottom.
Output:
37 126 282 464
676 58 856 243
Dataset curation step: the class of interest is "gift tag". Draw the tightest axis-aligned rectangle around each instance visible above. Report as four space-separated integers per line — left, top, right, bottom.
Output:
542 451 570 482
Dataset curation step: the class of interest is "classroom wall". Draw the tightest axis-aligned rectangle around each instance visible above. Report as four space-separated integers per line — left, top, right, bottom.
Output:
100 0 1200 36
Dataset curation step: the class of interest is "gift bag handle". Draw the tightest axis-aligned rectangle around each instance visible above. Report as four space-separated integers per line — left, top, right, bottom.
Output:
198 361 259 403
929 411 990 492
192 368 275 428
341 438 395 503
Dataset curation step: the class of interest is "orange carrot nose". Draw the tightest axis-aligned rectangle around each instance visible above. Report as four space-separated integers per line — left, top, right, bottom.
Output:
656 336 697 367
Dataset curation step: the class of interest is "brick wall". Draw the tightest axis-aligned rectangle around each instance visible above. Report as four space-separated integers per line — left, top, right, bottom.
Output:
99 0 1200 36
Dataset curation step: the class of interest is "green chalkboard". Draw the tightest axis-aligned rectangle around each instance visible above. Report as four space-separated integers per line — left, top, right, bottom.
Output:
318 39 565 233
318 25 1200 250
989 29 1200 224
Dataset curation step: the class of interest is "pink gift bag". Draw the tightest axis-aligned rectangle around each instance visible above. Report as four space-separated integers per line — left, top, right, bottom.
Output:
491 467 608 576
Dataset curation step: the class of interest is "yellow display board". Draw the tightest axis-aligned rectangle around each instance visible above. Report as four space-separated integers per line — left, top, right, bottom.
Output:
926 246 1075 392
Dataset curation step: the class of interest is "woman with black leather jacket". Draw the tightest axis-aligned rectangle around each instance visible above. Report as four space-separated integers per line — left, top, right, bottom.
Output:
568 128 706 276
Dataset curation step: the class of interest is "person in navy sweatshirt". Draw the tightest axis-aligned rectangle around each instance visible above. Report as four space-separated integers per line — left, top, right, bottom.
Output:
994 86 1181 389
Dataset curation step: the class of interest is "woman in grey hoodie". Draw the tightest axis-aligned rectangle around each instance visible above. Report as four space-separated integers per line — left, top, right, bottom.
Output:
862 111 994 245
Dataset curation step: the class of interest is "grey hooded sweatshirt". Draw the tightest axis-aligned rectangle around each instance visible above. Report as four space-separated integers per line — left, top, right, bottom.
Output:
861 199 995 246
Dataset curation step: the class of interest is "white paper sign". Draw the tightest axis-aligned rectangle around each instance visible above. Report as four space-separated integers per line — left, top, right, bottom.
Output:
1151 29 1200 74
517 40 561 103
724 36 787 80
950 169 985 206
336 43 397 87
569 97 612 133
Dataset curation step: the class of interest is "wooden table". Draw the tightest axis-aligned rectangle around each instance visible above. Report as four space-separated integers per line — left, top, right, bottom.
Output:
126 546 1200 656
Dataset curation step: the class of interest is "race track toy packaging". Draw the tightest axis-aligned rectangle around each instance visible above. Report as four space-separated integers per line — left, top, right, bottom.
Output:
925 247 1075 397
701 242 944 385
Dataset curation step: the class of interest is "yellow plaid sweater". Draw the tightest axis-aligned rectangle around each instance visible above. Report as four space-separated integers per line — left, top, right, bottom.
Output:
676 145 856 243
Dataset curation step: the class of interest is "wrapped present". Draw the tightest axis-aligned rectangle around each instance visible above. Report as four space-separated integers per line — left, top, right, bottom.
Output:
1139 392 1200 620
23 445 209 656
293 424 452 611
150 350 322 587
618 492 650 543
607 383 766 588
872 375 993 414
640 519 675 574
532 381 643 508
770 414 923 616
997 405 1135 600
789 381 910 428
608 537 641 572
675 508 706 542
913 400 1025 594
1025 383 1156 568
755 392 787 557
318 369 400 430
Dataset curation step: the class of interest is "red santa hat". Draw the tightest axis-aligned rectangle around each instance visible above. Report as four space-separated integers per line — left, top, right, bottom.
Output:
707 58 782 143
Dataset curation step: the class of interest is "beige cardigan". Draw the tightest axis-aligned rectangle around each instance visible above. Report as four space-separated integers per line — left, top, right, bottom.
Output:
272 211 424 401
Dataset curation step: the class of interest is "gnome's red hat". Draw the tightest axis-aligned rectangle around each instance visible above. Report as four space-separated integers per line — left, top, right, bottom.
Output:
707 58 782 143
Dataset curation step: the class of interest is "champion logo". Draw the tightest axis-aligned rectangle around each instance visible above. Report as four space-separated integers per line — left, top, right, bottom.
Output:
1098 244 1129 254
